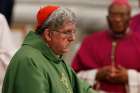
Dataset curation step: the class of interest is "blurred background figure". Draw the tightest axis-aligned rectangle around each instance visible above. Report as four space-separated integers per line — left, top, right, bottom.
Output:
0 0 15 26
0 13 18 93
130 0 140 32
71 0 140 93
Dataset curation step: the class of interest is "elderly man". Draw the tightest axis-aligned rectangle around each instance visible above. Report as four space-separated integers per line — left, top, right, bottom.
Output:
2 5 97 93
72 0 140 93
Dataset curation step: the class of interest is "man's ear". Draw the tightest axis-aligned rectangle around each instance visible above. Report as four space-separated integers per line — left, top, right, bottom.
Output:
106 15 110 24
106 15 109 21
43 28 52 41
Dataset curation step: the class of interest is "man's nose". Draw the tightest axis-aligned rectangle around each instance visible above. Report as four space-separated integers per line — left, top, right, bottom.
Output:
68 33 76 42
115 16 122 22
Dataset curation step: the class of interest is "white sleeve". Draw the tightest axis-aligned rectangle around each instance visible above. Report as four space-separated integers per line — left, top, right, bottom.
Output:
128 69 140 93
0 13 19 93
0 50 11 93
0 14 18 65
77 69 97 86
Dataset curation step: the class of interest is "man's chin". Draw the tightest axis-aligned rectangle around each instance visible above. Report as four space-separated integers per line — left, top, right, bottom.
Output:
113 30 126 34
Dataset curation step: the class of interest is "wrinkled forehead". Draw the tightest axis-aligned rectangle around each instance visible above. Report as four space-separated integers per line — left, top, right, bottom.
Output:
59 20 76 29
109 4 130 14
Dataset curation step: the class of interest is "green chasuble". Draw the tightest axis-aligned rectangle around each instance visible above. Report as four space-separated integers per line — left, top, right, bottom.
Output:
2 31 97 93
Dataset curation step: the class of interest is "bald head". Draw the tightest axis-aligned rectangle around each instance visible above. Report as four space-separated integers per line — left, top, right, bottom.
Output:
108 3 131 15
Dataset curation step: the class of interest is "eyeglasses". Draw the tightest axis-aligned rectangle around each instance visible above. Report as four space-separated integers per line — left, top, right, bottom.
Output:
53 30 76 37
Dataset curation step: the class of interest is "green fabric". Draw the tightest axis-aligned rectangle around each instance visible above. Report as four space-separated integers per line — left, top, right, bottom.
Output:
2 31 97 93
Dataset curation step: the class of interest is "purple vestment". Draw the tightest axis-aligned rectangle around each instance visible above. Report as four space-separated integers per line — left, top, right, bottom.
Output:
72 30 140 93
130 13 140 32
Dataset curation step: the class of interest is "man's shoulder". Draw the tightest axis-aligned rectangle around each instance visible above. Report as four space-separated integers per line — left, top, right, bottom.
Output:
11 45 43 63
79 30 108 48
132 13 140 21
132 31 140 39
17 45 41 56
9 45 47 71
84 30 107 41
131 13 140 26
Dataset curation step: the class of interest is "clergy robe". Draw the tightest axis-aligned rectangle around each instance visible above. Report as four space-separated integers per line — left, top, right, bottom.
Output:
130 13 140 32
72 30 140 93
0 13 18 92
2 31 97 93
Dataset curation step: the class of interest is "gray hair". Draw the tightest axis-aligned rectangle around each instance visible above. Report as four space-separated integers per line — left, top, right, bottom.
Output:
37 7 76 34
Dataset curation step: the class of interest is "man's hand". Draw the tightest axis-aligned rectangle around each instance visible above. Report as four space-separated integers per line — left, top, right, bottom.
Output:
96 65 128 84
108 65 128 84
95 65 113 82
